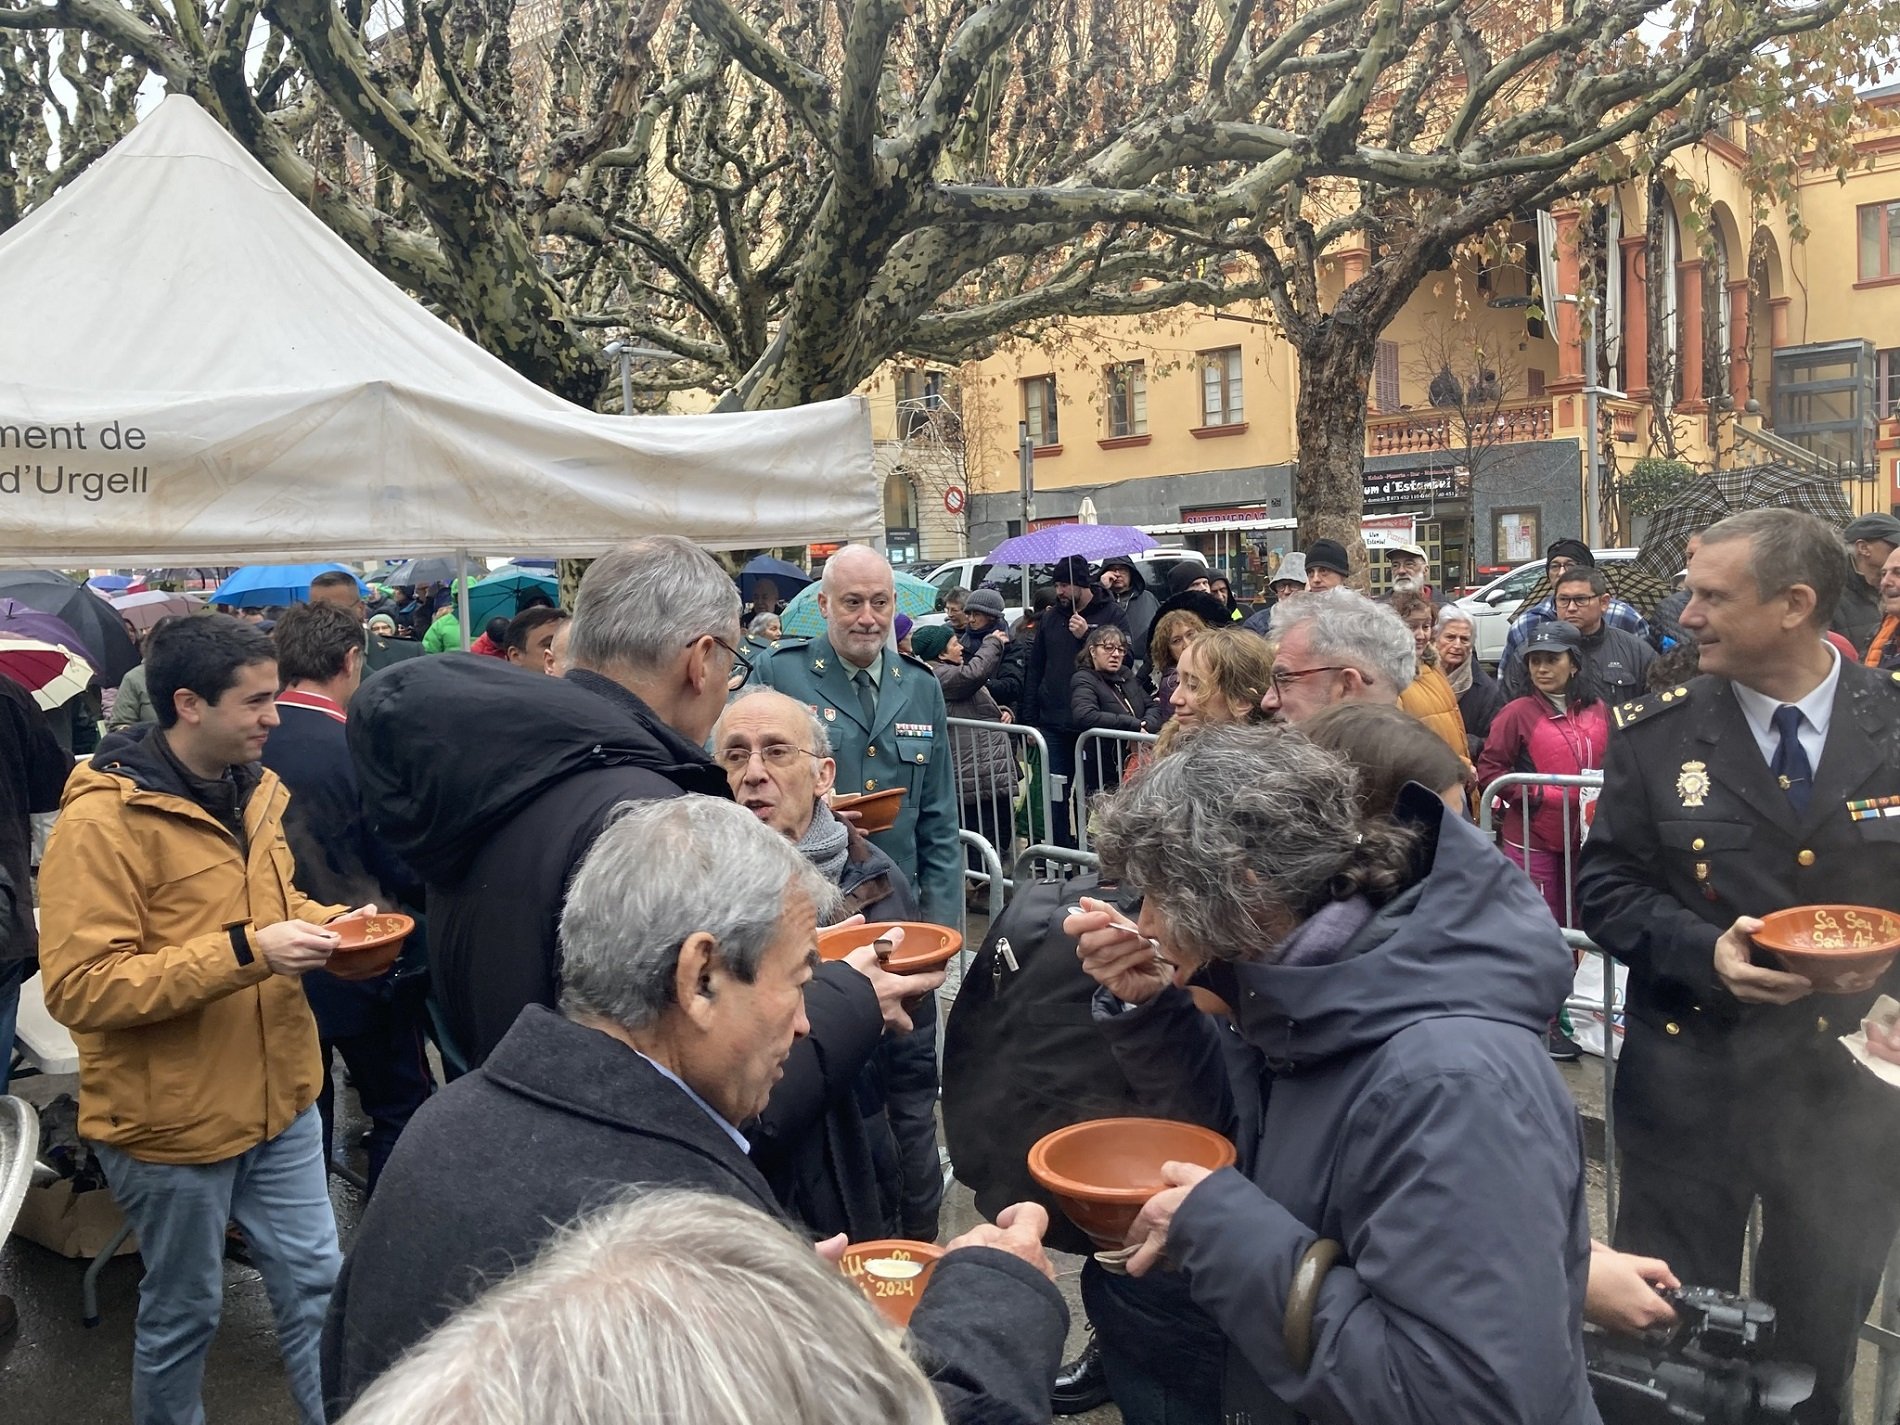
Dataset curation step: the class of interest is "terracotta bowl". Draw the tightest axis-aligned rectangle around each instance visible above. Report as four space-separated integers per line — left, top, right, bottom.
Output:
839 1240 943 1326
832 787 907 834
1754 904 1900 995
325 912 415 983
1028 1117 1238 1251
815 921 961 976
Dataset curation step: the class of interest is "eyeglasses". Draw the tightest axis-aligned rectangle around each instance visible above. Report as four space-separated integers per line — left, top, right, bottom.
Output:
715 742 822 773
1554 594 1603 608
1095 643 1128 655
703 634 752 683
1269 664 1353 692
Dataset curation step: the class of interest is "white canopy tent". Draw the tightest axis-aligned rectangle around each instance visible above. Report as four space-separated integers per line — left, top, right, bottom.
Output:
0 96 877 567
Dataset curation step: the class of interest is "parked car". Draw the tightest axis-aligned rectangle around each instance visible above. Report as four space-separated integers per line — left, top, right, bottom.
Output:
1450 547 1638 666
917 547 1208 627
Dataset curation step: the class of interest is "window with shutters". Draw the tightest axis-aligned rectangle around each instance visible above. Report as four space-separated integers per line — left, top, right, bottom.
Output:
1199 347 1244 426
1373 341 1400 412
1879 349 1900 419
1105 362 1148 438
1022 375 1059 447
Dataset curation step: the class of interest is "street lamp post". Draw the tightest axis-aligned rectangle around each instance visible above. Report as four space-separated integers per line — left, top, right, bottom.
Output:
1017 420 1036 534
1566 293 1626 548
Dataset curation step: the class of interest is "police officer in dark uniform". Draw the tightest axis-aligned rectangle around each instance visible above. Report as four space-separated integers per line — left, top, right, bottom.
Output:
1579 508 1900 1422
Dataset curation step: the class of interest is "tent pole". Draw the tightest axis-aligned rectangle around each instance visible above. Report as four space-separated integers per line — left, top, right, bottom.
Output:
456 548 472 651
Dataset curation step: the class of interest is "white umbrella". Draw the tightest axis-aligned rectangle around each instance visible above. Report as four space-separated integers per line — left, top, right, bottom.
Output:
1077 497 1099 525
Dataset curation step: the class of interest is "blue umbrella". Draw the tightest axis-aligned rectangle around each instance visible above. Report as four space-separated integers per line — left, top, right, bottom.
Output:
467 567 559 628
211 563 364 608
985 524 1156 565
87 574 135 592
738 555 812 605
779 570 939 638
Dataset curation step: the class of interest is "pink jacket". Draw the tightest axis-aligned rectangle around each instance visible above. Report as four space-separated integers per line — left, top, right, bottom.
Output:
1475 695 1609 852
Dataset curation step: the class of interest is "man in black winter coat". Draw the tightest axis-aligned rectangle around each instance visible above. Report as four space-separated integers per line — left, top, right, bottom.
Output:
263 604 431 1190
1025 556 1129 843
713 687 946 1242
322 797 1067 1423
348 537 747 1068
1099 556 1160 676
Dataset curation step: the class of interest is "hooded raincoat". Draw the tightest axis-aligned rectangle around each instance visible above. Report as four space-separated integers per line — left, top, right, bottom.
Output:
1096 791 1597 1425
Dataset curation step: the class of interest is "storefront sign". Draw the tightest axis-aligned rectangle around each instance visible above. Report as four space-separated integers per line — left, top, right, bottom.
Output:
1181 504 1269 525
1363 466 1465 508
1360 515 1418 550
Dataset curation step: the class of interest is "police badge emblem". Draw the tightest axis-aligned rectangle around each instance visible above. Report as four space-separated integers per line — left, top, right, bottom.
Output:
1677 761 1711 809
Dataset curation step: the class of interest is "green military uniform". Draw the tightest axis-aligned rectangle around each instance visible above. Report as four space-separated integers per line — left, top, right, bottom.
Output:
749 634 962 929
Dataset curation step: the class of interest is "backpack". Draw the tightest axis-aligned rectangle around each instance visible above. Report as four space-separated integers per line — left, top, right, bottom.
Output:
941 870 1148 1256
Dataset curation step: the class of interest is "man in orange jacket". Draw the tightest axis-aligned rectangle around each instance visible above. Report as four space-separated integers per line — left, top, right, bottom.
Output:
39 615 369 1425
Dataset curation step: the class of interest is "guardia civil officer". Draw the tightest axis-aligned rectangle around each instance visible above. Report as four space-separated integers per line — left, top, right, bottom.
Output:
747 544 961 930
1578 508 1900 1422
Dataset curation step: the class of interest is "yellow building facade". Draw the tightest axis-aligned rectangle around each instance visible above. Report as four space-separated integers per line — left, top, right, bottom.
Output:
923 90 1900 597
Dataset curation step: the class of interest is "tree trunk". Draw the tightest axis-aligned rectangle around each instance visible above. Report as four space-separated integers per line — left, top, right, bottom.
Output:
1294 334 1380 586
557 558 591 610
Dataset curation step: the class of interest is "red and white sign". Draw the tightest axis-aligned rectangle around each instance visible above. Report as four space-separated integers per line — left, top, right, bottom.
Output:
943 486 966 515
1360 514 1417 550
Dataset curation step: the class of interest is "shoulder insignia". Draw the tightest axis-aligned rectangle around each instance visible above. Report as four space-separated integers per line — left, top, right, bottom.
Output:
765 636 811 654
1612 688 1692 731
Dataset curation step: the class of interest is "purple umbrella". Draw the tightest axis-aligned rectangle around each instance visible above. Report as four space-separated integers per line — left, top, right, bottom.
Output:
984 523 1157 565
0 599 101 675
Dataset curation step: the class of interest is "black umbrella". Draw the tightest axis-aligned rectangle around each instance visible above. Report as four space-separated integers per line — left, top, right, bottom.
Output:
384 557 465 587
0 569 139 685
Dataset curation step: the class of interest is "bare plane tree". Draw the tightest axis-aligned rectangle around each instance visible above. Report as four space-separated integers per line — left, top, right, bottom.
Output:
1 0 1888 551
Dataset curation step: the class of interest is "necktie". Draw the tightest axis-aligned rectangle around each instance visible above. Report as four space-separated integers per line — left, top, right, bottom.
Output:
1770 704 1812 817
853 668 879 728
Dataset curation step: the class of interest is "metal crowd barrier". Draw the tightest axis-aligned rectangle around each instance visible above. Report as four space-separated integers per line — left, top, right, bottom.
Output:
1071 727 1158 853
945 716 1052 876
1477 770 1602 930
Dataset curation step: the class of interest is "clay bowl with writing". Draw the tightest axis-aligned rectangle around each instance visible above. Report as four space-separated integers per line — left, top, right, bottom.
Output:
1028 1117 1238 1252
831 787 907 834
325 912 414 983
838 1239 943 1326
1754 904 1900 995
815 921 961 977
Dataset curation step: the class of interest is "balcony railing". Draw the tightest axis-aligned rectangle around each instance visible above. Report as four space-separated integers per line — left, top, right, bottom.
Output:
1365 399 1555 456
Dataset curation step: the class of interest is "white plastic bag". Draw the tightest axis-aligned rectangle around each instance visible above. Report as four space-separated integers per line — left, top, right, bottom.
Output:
1566 951 1626 1060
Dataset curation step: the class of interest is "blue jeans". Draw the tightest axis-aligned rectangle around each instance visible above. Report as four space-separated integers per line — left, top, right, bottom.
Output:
95 1106 341 1425
0 957 24 1094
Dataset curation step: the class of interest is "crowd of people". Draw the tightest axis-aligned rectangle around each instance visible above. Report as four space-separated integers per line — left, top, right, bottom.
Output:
3 506 1899 1425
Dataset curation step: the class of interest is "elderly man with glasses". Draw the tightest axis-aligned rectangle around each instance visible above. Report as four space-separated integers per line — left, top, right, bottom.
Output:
1257 588 1418 725
746 547 961 1241
749 545 961 934
324 797 1068 1423
712 687 947 1243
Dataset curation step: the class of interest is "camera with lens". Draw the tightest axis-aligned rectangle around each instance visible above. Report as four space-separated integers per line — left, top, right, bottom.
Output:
1587 1285 1814 1425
